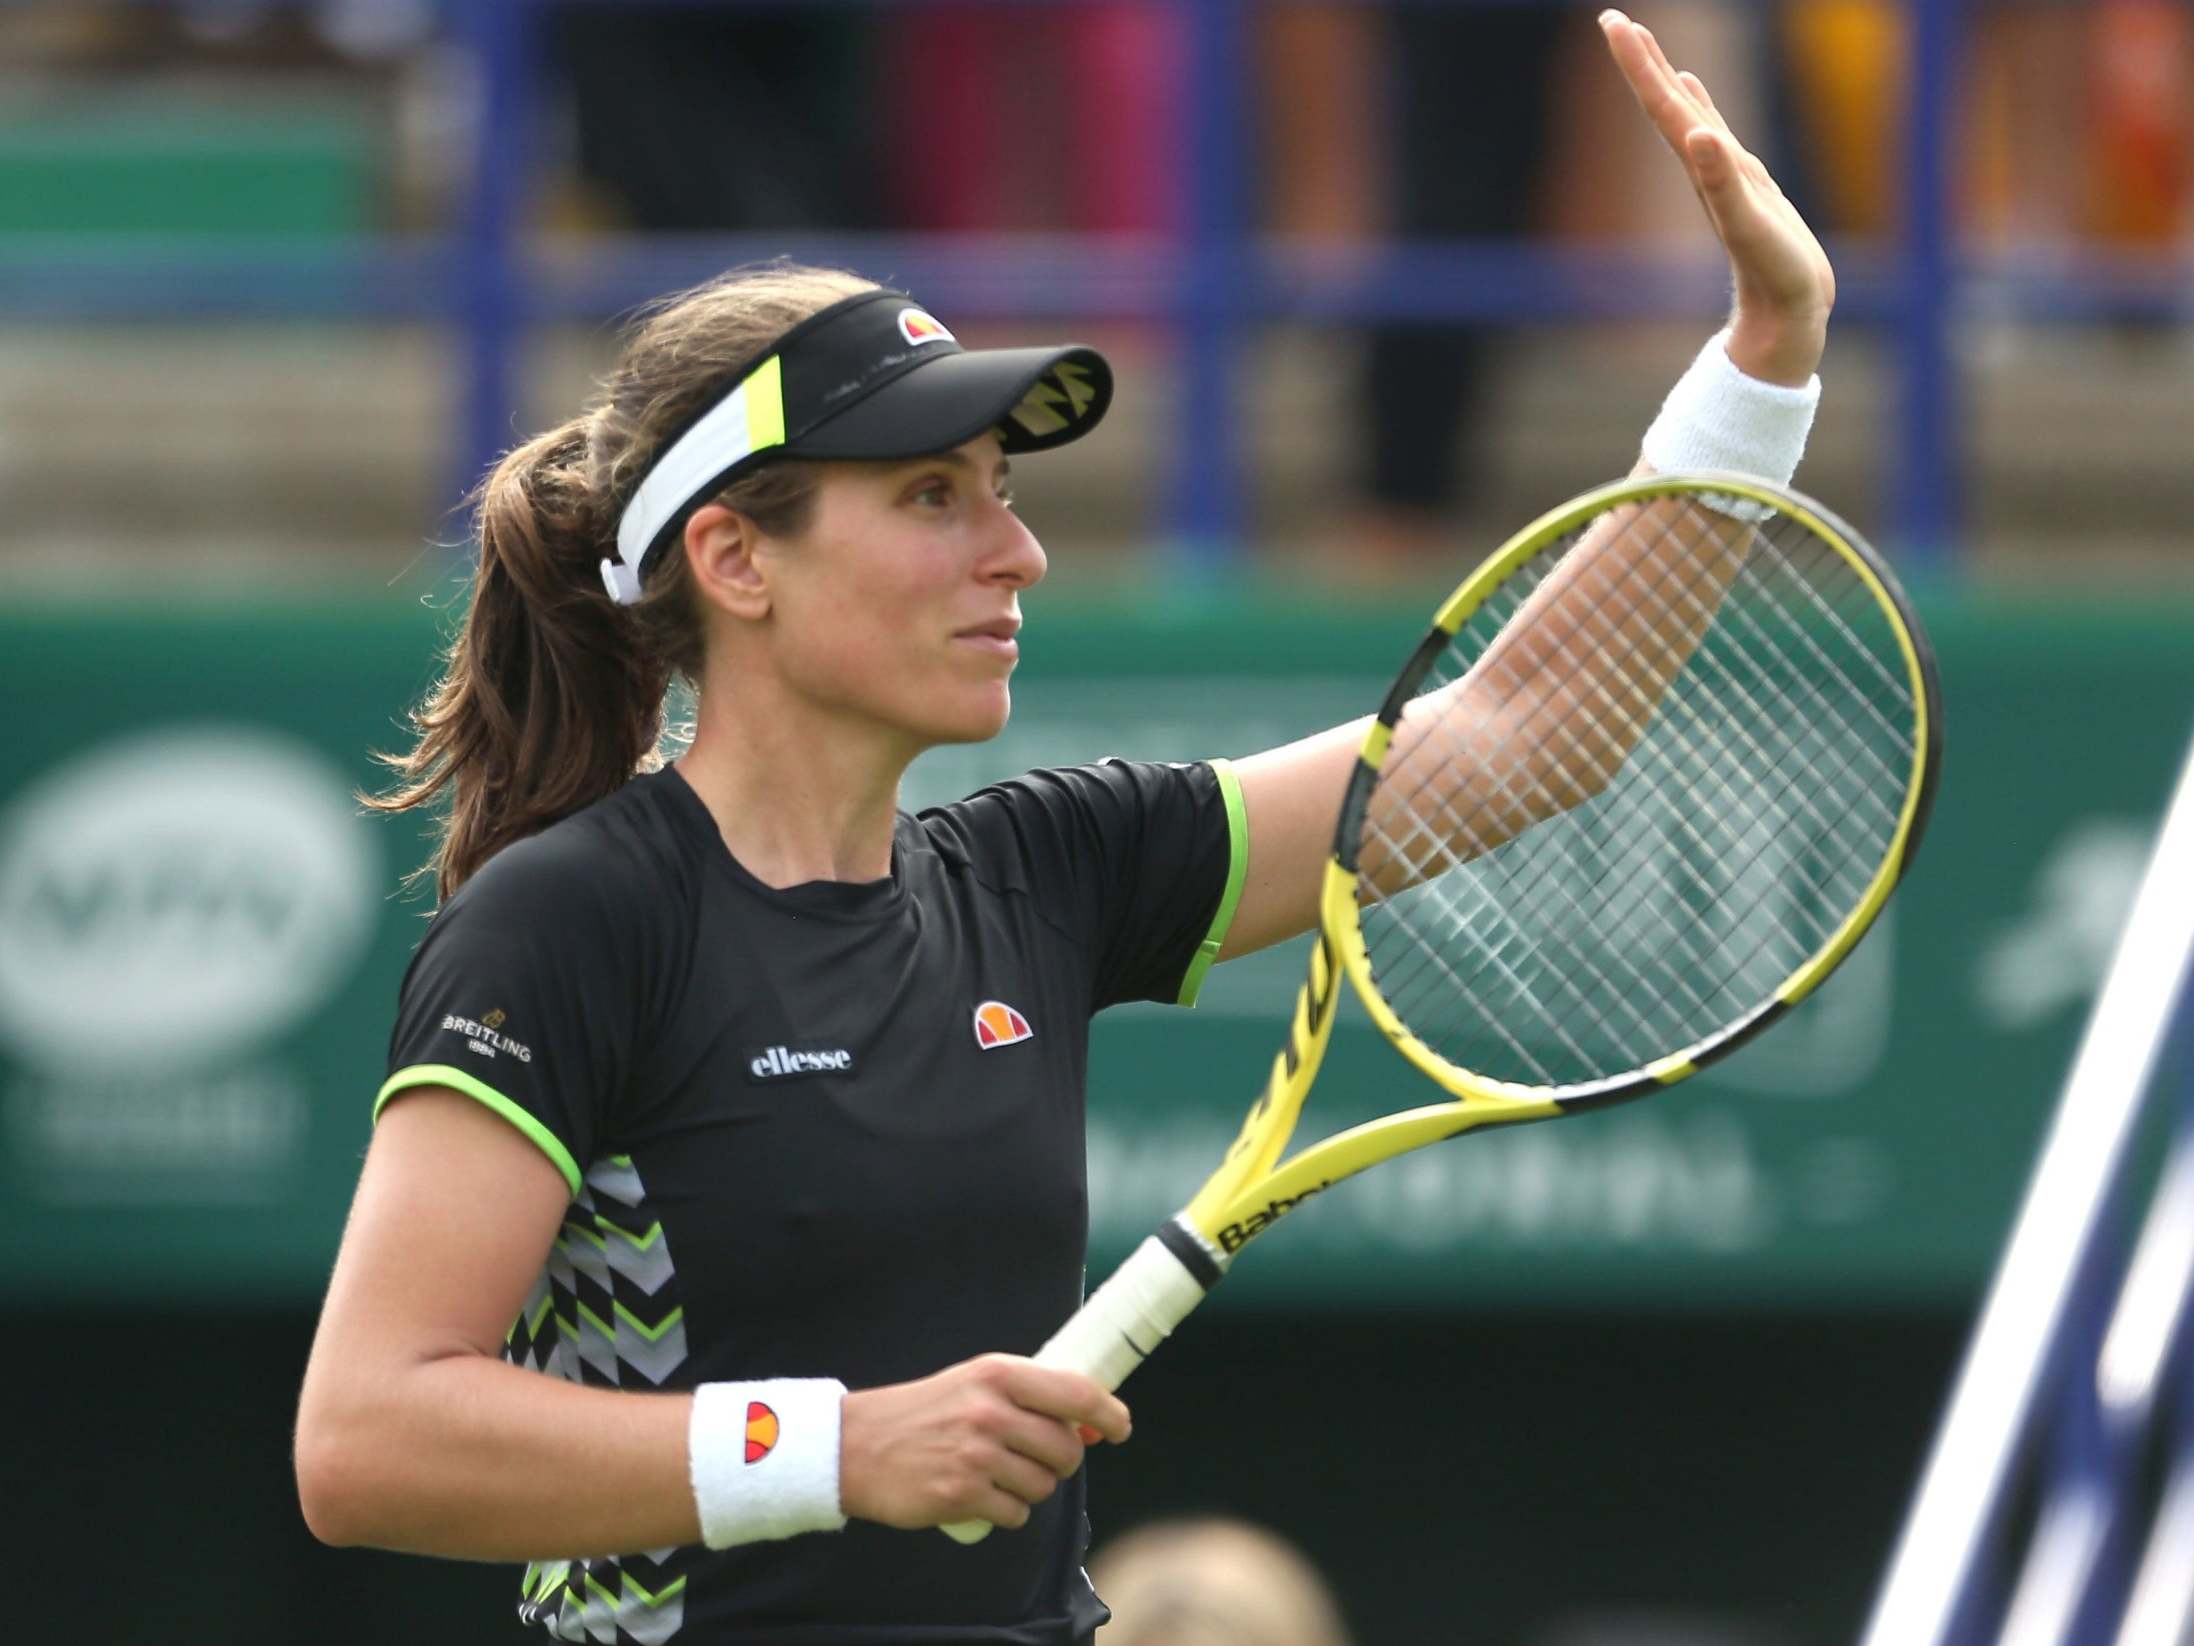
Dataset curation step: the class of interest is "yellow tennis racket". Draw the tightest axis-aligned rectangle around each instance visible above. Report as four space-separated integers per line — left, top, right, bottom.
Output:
945 471 1942 1542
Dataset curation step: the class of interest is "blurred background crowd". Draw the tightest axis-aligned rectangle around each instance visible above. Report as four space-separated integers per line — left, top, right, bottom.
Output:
6 5 2194 1645
3 0 2191 595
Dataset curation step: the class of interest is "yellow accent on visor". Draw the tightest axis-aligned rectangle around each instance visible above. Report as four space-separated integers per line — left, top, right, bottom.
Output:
744 354 786 453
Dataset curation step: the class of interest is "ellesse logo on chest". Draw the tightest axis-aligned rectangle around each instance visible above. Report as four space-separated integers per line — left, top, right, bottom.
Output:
745 1044 855 1083
973 1000 1034 1049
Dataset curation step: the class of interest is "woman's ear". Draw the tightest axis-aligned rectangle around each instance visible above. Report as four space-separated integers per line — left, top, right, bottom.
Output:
683 503 771 623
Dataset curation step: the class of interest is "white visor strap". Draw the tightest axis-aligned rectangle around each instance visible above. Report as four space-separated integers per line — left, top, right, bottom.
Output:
603 354 787 605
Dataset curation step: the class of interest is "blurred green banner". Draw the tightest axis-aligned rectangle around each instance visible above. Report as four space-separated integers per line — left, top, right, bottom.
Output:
2 592 2189 1308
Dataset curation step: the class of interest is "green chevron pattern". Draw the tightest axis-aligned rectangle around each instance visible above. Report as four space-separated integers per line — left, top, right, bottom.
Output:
508 1154 695 1642
522 1552 688 1645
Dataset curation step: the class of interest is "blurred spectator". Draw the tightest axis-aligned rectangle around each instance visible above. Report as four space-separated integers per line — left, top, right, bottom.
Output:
1970 2 2094 247
1778 0 2192 252
1292 6 1764 571
1776 0 1901 238
2086 0 2191 248
1346 4 1569 567
1324 4 1791 569
553 5 881 233
1089 1516 1354 1646
884 5 1182 235
1261 4 1383 244
553 4 1189 241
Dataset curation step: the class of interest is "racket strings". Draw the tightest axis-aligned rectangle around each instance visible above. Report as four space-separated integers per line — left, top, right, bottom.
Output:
1523 517 1912 965
1373 727 1716 1073
1580 507 1910 838
1363 699 1690 1084
1369 507 1879 873
1736 525 1917 735
1363 536 1658 875
1354 499 1920 1089
1361 564 1768 1072
1384 523 1908 1070
1382 807 1721 1085
1578 517 1907 894
1389 645 1774 1002
1367 724 1817 1075
1714 535 1916 795
1373 739 1754 1077
1381 518 1880 976
1645 541 1916 951
1370 878 1601 1085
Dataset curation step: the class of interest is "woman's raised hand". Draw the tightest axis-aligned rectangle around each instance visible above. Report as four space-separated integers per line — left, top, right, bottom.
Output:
1599 8 1836 386
839 1354 1131 1532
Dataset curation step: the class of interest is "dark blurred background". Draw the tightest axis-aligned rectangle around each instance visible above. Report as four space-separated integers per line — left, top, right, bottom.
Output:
4 3 2192 1642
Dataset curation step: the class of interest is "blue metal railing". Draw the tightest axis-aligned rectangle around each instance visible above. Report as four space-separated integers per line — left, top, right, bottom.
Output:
17 1 2194 567
455 0 531 500
454 0 1971 567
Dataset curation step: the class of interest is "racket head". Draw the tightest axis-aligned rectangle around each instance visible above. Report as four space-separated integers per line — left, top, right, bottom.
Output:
1328 470 1942 1123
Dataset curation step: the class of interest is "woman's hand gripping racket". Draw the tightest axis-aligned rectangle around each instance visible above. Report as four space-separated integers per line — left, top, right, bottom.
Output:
944 471 1943 1543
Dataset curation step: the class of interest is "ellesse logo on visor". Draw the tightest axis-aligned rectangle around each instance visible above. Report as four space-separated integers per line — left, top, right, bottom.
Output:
898 307 955 347
973 1000 1033 1049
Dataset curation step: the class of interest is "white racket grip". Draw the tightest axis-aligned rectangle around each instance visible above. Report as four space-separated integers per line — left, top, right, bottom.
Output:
940 1232 1211 1545
1033 1232 1210 1389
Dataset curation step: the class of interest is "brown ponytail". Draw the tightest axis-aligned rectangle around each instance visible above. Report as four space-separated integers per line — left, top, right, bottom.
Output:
370 262 875 899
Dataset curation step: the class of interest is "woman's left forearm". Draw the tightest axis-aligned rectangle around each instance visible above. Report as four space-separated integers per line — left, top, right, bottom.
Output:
1223 12 1845 948
1362 476 1754 885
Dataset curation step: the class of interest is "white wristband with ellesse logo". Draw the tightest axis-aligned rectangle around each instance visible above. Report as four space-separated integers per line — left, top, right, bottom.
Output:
689 1378 848 1548
1640 329 1821 521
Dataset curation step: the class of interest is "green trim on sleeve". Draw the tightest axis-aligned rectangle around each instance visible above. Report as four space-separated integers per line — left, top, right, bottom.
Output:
374 1064 583 1199
1175 758 1251 1008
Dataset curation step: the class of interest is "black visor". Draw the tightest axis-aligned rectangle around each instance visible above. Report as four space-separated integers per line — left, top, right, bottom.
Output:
604 288 1113 604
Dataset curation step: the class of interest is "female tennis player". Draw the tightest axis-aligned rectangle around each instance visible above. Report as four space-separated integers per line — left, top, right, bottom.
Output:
295 13 1832 1643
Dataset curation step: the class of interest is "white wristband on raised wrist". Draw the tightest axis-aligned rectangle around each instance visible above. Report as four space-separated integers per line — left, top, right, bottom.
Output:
689 1378 847 1549
1639 329 1821 521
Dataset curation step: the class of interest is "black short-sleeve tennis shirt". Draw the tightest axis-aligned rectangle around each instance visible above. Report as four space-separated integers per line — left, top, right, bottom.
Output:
375 758 1248 1646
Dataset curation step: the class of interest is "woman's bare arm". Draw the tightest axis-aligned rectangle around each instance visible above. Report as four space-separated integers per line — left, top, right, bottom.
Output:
295 1090 1128 1561
1217 9 1834 961
294 1090 702 1559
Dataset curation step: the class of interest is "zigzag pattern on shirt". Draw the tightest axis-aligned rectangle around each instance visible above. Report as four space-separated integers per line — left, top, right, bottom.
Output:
520 1550 687 1646
502 1153 690 1390
504 1153 696 1642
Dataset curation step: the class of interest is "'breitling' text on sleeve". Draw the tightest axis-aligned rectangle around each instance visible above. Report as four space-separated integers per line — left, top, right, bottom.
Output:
376 823 663 1195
